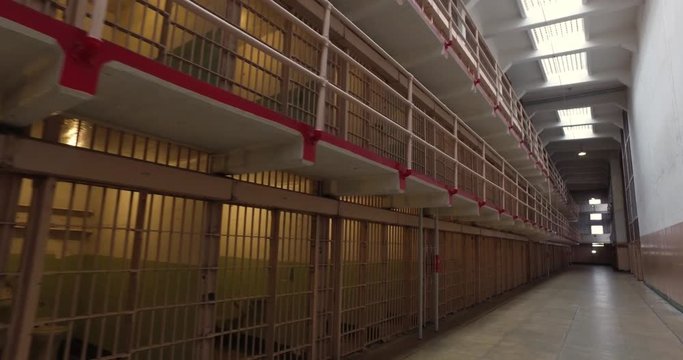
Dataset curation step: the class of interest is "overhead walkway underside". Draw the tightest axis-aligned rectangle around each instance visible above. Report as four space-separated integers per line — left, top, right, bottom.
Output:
0 0 576 243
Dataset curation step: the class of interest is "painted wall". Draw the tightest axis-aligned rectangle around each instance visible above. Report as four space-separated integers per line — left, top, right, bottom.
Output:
630 0 683 305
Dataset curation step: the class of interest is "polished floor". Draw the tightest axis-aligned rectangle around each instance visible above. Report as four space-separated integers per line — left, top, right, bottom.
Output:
395 266 683 360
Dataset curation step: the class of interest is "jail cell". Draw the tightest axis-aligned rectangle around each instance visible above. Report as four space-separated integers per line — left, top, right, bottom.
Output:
462 235 478 308
439 231 465 316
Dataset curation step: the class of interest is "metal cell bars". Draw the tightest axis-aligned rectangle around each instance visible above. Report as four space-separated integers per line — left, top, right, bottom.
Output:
14 0 67 20
0 177 31 356
133 193 208 360
410 109 456 185
478 237 496 301
456 129 484 197
273 211 315 359
8 181 204 360
437 232 466 316
338 221 415 356
215 205 270 360
343 57 409 167
229 172 320 195
40 117 212 173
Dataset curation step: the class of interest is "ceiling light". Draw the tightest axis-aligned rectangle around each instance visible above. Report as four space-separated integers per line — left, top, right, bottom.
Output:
562 124 593 140
578 151 587 157
530 19 585 51
540 52 588 84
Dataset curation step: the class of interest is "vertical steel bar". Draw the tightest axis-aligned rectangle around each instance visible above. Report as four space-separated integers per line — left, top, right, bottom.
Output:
309 214 321 360
417 208 424 340
266 209 280 359
88 0 109 39
0 174 21 276
4 176 56 360
402 226 412 332
330 217 343 360
336 52 350 140
433 211 439 332
407 76 414 170
278 20 294 115
359 221 368 348
64 0 87 28
315 4 332 130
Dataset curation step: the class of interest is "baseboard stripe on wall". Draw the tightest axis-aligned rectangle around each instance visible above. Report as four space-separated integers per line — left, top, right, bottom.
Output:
645 282 683 314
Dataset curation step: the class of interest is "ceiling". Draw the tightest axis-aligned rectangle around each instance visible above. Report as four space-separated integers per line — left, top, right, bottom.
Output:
467 0 641 194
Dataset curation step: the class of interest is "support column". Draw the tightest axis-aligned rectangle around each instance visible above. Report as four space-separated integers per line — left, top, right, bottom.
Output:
609 156 630 271
123 191 148 355
3 176 56 360
198 201 222 359
315 4 332 131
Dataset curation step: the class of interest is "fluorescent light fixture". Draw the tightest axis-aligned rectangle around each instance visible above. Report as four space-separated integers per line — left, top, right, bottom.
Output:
591 250 597 254
520 0 583 17
578 151 587 157
592 243 605 247
540 52 588 84
589 198 601 205
558 107 592 125
562 124 593 139
591 225 604 235
590 213 603 221
530 19 586 51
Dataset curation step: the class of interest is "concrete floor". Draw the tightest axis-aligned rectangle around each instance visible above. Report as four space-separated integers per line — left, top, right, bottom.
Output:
395 266 683 360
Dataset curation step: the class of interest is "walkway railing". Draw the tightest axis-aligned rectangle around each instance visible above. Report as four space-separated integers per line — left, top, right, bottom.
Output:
417 0 574 208
12 0 577 239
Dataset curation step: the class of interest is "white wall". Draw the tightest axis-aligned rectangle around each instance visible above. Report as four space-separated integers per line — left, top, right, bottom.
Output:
630 0 683 236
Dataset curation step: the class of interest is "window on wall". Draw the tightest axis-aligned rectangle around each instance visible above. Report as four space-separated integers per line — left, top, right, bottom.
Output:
590 213 602 221
589 198 601 205
591 225 604 235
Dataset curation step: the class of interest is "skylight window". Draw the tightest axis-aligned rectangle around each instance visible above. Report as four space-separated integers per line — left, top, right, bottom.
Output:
530 19 586 51
558 107 592 125
540 52 588 84
590 213 603 221
562 124 593 139
591 225 604 235
520 0 583 18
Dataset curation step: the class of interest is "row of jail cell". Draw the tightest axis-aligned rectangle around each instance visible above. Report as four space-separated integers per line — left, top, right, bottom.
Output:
18 0 561 223
31 115 570 241
1 176 569 360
